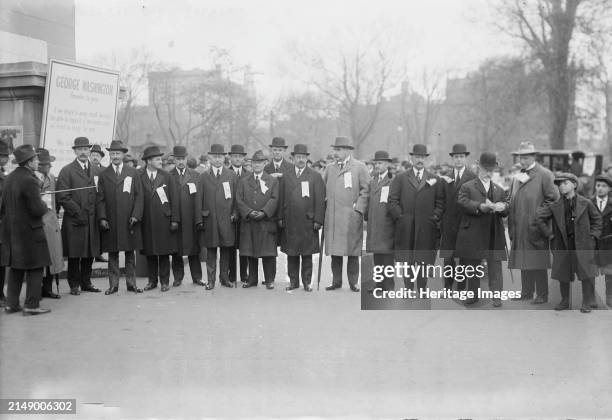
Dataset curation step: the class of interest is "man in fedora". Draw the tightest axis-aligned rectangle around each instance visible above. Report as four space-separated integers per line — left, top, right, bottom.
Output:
2 145 51 315
593 174 612 308
236 150 280 289
455 152 509 307
0 140 9 306
228 144 250 284
508 141 559 304
96 140 144 294
56 137 102 295
440 143 476 291
139 145 179 292
388 144 444 294
35 148 62 299
323 136 370 292
278 144 325 291
365 151 396 292
195 144 238 289
90 144 105 170
265 137 293 178
169 145 202 287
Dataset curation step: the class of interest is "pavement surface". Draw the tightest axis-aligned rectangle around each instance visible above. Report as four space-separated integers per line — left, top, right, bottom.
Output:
1 253 611 419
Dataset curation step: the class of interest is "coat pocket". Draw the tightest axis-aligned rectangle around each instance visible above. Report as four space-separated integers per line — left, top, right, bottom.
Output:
30 221 46 243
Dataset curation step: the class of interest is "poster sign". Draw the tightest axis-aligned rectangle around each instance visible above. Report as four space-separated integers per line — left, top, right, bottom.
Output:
0 125 23 151
40 59 120 173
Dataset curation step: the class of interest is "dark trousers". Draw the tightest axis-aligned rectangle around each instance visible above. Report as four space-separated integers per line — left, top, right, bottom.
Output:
373 253 395 291
560 278 595 304
520 269 548 299
247 256 276 286
206 247 231 285
67 257 94 290
331 255 359 287
42 268 54 292
228 246 249 283
462 259 502 297
146 255 170 286
443 257 466 290
605 275 612 297
0 265 6 298
109 251 136 288
6 267 43 309
171 253 202 283
287 255 313 287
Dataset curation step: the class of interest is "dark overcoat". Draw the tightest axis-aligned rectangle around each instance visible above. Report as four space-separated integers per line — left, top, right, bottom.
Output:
365 173 394 254
228 166 250 248
0 166 51 269
536 195 602 282
169 167 200 256
139 169 179 256
593 196 612 268
195 167 238 248
96 164 144 252
387 169 444 264
236 172 279 257
455 178 509 261
56 159 100 257
279 166 325 256
439 168 476 258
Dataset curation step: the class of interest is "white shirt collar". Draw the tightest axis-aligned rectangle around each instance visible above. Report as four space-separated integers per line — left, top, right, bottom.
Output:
339 155 350 166
254 172 262 180
480 177 491 191
114 162 123 173
232 165 242 174
413 167 423 177
455 166 464 178
274 159 283 168
147 168 157 178
526 162 536 171
379 170 388 180
296 166 305 176
212 166 222 176
77 159 88 170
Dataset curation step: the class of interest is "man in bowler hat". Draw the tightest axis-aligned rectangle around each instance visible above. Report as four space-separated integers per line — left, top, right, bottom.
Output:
228 144 250 284
0 140 9 306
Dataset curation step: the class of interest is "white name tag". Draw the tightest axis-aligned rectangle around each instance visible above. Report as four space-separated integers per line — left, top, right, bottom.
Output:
260 179 268 194
380 186 389 203
94 175 99 192
156 186 169 204
188 182 196 195
222 181 231 199
42 193 53 210
301 181 310 197
344 172 352 189
123 176 132 193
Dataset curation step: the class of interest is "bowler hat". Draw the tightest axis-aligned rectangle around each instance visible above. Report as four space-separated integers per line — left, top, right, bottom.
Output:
36 148 56 164
171 145 187 158
512 141 537 156
142 146 164 161
478 152 498 170
107 140 129 153
449 143 470 156
409 144 429 156
251 150 268 162
90 144 105 157
331 136 354 150
554 172 578 186
372 150 392 162
209 144 226 155
230 144 247 155
72 137 93 149
123 153 138 164
291 144 310 156
12 144 38 164
595 174 612 188
0 140 9 156
269 137 288 149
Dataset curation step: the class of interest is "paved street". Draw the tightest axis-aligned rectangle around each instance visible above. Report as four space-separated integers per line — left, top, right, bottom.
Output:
1 254 612 419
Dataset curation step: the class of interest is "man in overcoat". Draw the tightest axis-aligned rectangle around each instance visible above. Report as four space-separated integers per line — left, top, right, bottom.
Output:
0 140 9 306
2 145 52 315
592 174 612 308
365 151 395 292
139 146 180 292
236 150 279 289
388 144 444 293
278 144 325 292
96 140 144 294
323 136 370 292
195 144 238 289
439 143 476 291
507 141 559 304
168 145 202 287
228 144 250 284
455 152 509 307
536 172 602 313
56 137 101 295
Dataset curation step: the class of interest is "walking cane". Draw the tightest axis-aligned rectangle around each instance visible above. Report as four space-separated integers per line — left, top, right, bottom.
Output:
317 229 325 291
55 274 60 295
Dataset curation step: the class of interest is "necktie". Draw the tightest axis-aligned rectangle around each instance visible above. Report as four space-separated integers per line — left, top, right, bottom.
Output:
379 175 384 184
115 165 120 177
150 172 155 185
417 171 422 182
236 169 241 177
216 169 220 179
455 170 460 184
180 170 185 179
1 166 5 174
84 163 89 176
339 163 344 171
600 199 605 212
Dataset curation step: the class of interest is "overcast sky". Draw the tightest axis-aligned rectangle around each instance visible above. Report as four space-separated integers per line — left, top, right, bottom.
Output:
75 0 519 102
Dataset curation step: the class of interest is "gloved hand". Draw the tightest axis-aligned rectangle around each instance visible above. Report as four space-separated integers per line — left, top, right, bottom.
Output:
253 211 265 221
278 219 285 228
99 219 110 231
128 217 138 228
478 203 492 213
230 214 237 223
196 222 205 231
313 222 322 231
170 222 179 232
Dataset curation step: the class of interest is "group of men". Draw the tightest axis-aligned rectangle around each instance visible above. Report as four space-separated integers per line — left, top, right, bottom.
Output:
2 135 612 316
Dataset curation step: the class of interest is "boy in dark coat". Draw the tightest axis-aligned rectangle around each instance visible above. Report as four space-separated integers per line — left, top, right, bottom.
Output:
592 174 612 308
536 173 602 313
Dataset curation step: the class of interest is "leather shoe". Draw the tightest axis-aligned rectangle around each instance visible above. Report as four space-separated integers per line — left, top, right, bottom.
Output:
4 306 22 314
554 299 570 311
42 289 61 299
531 295 548 304
70 288 81 295
205 283 215 290
285 285 299 291
304 285 313 292
172 281 182 287
589 302 598 309
511 294 533 301
266 283 275 290
492 299 502 308
349 285 360 292
242 283 256 288
193 280 206 286
143 283 157 291
463 297 479 305
326 285 340 291
82 285 101 293
580 303 591 313
221 281 234 288
160 285 170 292
104 287 118 295
127 286 143 293
22 307 51 316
